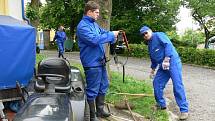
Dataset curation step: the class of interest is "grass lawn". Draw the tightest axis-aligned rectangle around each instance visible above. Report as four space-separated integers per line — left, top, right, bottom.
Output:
106 72 168 121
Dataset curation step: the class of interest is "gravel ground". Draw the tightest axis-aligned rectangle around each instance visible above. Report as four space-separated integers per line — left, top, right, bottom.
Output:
41 50 215 121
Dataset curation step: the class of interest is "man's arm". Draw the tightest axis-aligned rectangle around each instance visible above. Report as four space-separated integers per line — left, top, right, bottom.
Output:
77 24 115 46
158 32 173 57
53 32 58 41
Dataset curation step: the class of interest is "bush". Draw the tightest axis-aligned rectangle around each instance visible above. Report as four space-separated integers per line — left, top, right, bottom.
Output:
177 47 215 67
126 44 149 58
171 39 197 48
72 41 80 51
127 44 215 67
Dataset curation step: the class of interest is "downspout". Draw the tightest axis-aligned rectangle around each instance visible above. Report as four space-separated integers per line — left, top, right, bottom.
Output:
21 0 30 25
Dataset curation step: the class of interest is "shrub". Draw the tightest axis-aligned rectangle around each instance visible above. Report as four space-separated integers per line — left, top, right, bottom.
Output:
127 44 149 58
127 44 215 67
72 41 80 51
171 39 197 48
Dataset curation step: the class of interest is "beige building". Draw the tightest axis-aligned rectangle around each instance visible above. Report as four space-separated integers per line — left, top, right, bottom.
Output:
0 0 23 21
0 0 56 49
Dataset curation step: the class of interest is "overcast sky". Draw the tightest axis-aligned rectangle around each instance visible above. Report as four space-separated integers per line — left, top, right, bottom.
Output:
176 6 200 35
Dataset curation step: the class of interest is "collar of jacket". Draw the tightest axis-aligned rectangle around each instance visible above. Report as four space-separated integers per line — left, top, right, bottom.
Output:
149 32 155 41
83 15 95 23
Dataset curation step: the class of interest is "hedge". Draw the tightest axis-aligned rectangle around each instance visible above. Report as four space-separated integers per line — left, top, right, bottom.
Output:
72 43 215 67
127 44 215 67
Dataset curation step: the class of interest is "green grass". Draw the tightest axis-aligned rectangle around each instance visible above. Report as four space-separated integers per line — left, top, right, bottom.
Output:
36 54 47 64
106 72 168 121
36 55 168 121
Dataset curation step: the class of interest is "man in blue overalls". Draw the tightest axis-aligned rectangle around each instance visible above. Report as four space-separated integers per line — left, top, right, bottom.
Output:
76 1 119 121
140 26 189 120
53 25 67 59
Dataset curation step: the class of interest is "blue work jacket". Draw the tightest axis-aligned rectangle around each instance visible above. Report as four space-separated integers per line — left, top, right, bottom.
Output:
54 31 66 43
148 32 180 69
76 16 115 67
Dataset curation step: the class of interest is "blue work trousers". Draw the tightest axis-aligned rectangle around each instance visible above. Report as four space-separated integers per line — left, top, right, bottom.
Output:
56 41 64 55
84 66 109 101
153 61 189 112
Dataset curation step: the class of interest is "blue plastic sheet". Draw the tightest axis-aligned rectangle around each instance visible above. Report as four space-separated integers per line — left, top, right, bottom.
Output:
0 16 36 89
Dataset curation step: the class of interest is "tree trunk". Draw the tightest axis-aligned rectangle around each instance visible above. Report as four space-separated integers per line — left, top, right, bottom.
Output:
84 0 113 80
192 10 210 48
30 0 40 29
203 26 210 48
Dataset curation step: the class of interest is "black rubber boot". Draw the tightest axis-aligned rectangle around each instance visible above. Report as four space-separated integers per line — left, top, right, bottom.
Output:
88 100 100 121
61 54 66 60
58 51 61 58
96 95 111 118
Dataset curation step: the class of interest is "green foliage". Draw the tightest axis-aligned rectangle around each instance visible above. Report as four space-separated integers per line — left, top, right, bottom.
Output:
127 44 215 67
72 41 80 51
166 31 180 41
180 29 205 45
177 47 215 67
183 0 215 46
166 30 205 48
171 39 197 48
183 0 215 17
127 44 149 58
39 0 84 34
106 72 168 121
111 0 181 43
36 54 46 64
26 3 39 22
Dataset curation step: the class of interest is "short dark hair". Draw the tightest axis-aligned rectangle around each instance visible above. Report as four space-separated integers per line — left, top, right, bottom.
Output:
84 1 100 15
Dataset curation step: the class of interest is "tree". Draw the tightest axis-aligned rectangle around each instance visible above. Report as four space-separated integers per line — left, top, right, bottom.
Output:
183 0 215 48
180 29 205 45
111 0 181 43
26 0 41 29
40 0 84 38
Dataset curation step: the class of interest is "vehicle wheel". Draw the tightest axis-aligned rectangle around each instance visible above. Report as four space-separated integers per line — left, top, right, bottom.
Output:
84 99 90 121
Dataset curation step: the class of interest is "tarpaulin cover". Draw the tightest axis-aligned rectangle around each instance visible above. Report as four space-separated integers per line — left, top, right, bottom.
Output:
0 15 36 90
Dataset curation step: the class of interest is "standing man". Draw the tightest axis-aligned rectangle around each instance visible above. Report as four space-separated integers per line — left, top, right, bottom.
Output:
76 1 119 121
139 26 189 120
53 25 67 59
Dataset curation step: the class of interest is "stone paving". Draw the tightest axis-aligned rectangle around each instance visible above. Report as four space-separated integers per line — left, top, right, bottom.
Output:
41 50 215 121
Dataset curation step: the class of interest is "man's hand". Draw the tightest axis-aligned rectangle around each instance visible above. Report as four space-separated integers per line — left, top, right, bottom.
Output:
150 69 155 79
162 57 170 70
112 31 119 38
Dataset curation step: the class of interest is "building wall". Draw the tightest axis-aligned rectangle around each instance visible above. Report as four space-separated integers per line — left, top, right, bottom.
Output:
8 0 22 20
0 0 8 15
0 0 23 21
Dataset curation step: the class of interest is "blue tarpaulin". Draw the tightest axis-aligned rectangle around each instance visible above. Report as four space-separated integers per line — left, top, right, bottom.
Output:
0 15 36 89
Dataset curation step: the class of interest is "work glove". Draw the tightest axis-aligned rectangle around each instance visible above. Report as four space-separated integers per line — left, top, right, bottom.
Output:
149 69 155 79
162 57 170 70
